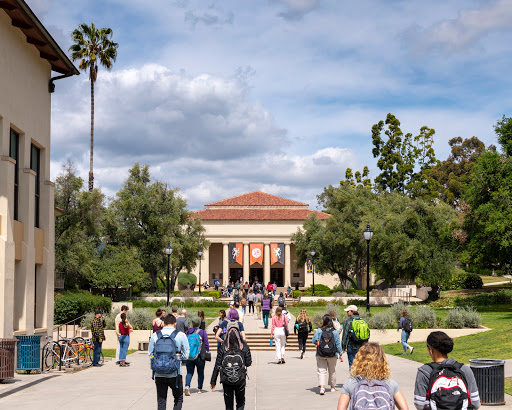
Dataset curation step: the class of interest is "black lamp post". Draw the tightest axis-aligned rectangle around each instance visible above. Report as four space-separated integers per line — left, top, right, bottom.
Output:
363 224 373 313
197 248 203 296
310 249 316 297
164 242 173 307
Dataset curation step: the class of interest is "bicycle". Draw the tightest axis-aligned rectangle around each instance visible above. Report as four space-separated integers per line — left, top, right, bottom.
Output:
42 337 82 371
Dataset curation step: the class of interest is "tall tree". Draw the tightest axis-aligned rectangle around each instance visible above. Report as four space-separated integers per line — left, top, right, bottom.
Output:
69 23 119 191
494 115 512 156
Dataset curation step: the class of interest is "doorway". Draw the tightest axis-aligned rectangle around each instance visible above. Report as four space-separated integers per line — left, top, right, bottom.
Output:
271 268 284 287
229 268 242 284
250 268 263 285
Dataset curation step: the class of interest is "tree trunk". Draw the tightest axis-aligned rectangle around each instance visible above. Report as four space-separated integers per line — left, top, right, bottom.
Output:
89 77 95 191
337 272 357 289
355 256 363 290
150 269 157 292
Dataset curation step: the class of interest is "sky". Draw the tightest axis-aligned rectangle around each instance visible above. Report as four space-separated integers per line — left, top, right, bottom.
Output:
26 0 512 210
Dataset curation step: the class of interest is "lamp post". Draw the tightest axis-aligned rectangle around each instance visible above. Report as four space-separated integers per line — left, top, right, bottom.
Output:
164 242 173 307
363 224 373 313
310 249 316 297
197 248 203 296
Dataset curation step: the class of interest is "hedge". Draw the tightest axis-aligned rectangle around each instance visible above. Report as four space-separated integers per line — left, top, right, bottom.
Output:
54 291 112 324
177 272 197 288
449 272 483 290
131 299 227 308
454 289 512 306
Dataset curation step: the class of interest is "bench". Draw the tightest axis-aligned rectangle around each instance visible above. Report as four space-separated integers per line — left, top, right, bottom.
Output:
138 341 149 351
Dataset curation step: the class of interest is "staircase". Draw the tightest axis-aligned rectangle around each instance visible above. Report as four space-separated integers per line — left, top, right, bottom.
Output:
208 331 314 352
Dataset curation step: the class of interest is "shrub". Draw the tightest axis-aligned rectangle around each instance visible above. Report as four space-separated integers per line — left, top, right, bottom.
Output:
445 307 482 329
55 291 112 324
494 270 506 277
309 284 330 292
363 309 397 330
345 299 366 308
454 289 512 306
449 272 483 290
177 272 197 289
410 306 437 328
130 299 227 309
311 312 324 329
390 302 410 321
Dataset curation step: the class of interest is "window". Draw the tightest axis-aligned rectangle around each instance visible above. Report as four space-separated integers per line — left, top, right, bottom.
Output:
9 129 19 220
31 144 40 227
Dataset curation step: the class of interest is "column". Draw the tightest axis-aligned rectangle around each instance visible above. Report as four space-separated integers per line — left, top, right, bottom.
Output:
284 243 291 287
263 243 270 285
222 243 229 286
243 243 249 283
203 246 210 284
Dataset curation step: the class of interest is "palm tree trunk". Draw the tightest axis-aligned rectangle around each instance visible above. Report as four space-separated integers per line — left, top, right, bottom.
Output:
89 78 95 191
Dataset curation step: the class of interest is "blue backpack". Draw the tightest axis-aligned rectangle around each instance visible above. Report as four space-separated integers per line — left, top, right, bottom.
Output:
151 330 180 376
187 329 202 361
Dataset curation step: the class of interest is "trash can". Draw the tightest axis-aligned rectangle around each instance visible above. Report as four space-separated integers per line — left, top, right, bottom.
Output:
469 359 505 405
15 335 43 372
0 339 17 381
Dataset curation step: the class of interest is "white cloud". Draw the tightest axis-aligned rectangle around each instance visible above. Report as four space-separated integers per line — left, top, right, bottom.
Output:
272 0 321 21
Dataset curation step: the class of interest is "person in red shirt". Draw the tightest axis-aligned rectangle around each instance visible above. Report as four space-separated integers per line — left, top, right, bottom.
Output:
118 313 133 367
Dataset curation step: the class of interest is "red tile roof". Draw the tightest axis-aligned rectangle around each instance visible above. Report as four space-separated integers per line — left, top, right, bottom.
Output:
192 208 330 221
206 191 308 207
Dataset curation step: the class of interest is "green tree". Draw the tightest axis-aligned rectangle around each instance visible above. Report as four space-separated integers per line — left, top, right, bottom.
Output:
69 23 119 191
340 166 372 189
494 115 512 156
110 164 208 291
54 161 104 288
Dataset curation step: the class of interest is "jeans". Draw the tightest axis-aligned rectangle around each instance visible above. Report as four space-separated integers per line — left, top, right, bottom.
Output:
248 301 254 313
256 304 262 319
185 357 205 389
262 310 270 327
155 375 183 410
347 345 357 369
223 381 246 410
241 306 246 314
297 332 308 353
401 330 411 351
93 340 102 365
119 334 129 361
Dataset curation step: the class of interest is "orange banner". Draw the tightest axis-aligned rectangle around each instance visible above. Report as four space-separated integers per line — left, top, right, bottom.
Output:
250 243 263 265
270 243 284 265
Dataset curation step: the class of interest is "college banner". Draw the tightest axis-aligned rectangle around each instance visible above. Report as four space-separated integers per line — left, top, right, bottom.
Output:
250 243 264 265
270 243 284 265
229 243 243 265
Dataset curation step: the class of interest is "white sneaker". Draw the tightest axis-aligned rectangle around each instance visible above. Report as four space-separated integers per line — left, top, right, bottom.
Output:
320 387 325 395
185 387 190 396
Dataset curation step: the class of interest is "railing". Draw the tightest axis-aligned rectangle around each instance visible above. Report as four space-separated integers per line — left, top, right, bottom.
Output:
394 288 411 303
53 314 88 340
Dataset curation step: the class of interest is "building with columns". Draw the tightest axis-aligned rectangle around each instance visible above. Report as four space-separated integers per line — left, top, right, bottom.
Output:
191 191 339 288
0 0 78 338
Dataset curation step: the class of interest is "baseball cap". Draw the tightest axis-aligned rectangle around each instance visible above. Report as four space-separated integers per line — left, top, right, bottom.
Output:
344 304 358 312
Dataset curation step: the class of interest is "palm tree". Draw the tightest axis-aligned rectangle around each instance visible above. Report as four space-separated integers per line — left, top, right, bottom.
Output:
69 23 119 191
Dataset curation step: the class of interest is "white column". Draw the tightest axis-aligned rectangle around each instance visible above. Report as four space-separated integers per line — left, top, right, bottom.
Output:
284 243 291 287
203 246 210 284
222 243 229 286
263 243 270 285
243 243 249 284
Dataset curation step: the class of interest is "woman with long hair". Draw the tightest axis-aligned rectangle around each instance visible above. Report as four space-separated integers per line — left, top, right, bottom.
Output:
271 307 289 364
312 314 342 395
295 308 312 359
152 308 164 333
214 309 226 351
185 316 210 396
118 313 133 367
261 294 272 329
198 310 206 331
337 343 408 409
413 331 480 410
210 323 252 410
397 310 413 354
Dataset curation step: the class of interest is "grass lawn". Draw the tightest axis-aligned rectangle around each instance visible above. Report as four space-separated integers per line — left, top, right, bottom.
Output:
383 305 512 364
506 377 512 396
480 275 511 284
103 349 137 358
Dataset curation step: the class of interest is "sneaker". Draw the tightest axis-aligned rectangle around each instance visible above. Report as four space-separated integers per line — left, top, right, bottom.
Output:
331 388 337 393
401 352 407 355
277 359 282 364
198 389 207 393
185 387 190 396
300 352 304 359
320 388 325 395
410 347 414 354
92 364 103 367
281 359 285 364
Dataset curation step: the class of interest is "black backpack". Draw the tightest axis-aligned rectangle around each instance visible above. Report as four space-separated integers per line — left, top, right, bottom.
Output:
278 296 285 307
317 328 337 357
403 317 413 333
427 361 471 410
220 348 247 385
298 320 309 333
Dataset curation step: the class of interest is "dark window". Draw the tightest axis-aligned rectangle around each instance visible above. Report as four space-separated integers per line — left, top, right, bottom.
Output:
9 129 19 221
31 144 40 228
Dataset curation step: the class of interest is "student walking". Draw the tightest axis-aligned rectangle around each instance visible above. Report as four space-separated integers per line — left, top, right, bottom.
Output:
271 307 289 364
337 342 409 410
341 305 369 368
294 309 312 359
210 324 252 410
312 315 343 395
214 310 226 351
149 314 190 410
215 309 247 344
397 310 414 355
261 294 272 329
414 331 480 410
247 289 255 314
272 281 277 296
255 291 262 319
184 316 209 396
118 313 133 367
197 310 206 331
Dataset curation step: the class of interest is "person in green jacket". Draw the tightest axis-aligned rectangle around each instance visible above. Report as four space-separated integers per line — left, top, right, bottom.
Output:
341 305 364 369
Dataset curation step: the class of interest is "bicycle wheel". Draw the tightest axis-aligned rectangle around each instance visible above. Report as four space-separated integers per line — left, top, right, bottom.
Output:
72 337 87 363
43 343 60 371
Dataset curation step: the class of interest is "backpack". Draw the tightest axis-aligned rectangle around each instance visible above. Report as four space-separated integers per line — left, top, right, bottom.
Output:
278 296 285 307
220 348 247 385
151 330 180 375
241 298 247 307
350 318 370 343
403 316 413 333
317 328 337 357
351 379 395 410
298 320 309 333
427 361 470 410
187 329 203 361
225 320 240 335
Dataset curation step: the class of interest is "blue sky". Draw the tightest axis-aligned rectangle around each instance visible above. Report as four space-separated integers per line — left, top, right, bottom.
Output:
27 0 512 209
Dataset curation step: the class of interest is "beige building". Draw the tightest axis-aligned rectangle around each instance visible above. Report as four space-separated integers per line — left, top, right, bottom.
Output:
0 0 77 338
191 191 339 288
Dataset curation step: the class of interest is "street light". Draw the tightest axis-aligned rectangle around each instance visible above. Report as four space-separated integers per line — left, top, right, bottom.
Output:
310 249 316 297
363 224 373 313
164 242 173 307
197 248 203 297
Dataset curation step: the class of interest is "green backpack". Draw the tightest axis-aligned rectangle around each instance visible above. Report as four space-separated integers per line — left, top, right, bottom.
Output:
350 318 370 343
